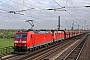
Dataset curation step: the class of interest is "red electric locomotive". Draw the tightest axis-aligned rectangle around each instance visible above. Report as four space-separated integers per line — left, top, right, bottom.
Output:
14 30 81 53
14 30 65 53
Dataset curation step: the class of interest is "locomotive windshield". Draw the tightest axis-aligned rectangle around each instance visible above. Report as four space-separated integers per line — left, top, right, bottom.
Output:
15 34 27 38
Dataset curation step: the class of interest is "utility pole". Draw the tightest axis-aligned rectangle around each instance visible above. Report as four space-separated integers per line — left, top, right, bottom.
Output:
71 21 74 30
78 24 80 30
58 16 60 30
85 20 86 30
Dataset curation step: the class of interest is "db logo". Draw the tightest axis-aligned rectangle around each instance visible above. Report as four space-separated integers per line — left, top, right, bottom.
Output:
19 39 22 43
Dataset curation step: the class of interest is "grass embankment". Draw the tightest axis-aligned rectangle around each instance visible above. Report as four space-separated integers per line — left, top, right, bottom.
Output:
0 38 14 48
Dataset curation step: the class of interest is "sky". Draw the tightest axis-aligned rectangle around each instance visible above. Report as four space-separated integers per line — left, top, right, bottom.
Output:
0 0 90 30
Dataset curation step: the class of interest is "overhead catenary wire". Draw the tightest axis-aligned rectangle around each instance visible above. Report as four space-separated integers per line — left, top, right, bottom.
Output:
64 0 68 7
9 0 59 25
9 0 58 21
70 0 86 26
52 0 83 25
0 1 14 9
53 0 63 8
35 0 48 8
0 0 88 29
0 0 56 24
10 0 52 15
0 1 46 22
64 0 86 28
9 1 54 18
53 0 85 30
35 0 58 19
0 1 14 12
0 0 81 23
25 0 57 17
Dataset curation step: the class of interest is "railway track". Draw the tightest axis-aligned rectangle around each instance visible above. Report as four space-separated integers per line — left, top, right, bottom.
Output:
62 34 89 60
22 39 75 60
19 34 85 60
1 33 87 60
78 33 90 60
3 39 74 60
43 33 88 60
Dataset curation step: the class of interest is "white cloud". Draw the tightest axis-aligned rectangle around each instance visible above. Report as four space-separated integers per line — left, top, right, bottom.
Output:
0 0 90 30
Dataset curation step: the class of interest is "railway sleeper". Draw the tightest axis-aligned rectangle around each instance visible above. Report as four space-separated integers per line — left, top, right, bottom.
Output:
67 58 75 60
73 50 80 52
70 53 79 56
68 56 77 59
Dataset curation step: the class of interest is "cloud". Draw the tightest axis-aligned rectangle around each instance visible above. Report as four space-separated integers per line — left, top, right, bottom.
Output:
0 0 90 30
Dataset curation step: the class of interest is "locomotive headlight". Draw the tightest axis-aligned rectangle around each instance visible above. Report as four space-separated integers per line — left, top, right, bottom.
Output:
24 44 26 46
14 44 17 46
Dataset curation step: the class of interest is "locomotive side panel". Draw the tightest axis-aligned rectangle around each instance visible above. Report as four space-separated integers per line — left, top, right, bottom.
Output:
32 33 53 47
26 32 34 49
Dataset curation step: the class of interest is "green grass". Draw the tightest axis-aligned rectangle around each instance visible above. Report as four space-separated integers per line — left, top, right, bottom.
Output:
0 38 14 48
0 38 14 55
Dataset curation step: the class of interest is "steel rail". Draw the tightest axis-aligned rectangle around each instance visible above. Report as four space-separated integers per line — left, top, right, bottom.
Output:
63 34 89 60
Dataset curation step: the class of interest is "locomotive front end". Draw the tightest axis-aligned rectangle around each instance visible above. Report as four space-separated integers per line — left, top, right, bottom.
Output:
14 32 27 52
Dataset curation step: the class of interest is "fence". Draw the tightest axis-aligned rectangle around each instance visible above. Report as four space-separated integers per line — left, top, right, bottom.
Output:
0 46 13 57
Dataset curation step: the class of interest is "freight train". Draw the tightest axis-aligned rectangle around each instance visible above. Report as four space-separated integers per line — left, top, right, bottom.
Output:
14 29 82 53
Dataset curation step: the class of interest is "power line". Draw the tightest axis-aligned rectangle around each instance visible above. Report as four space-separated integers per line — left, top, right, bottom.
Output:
50 0 82 29
53 0 63 8
64 0 68 7
36 0 48 8
70 0 86 24
0 1 46 20
52 0 83 25
35 0 58 18
0 9 8 12
0 1 54 24
0 1 13 9
11 0 58 19
9 0 52 17
65 11 82 24
9 0 58 24
25 0 55 16
0 1 14 12
0 0 85 28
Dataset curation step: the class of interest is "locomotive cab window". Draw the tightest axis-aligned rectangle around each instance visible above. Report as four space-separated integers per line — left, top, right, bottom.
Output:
15 34 27 38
